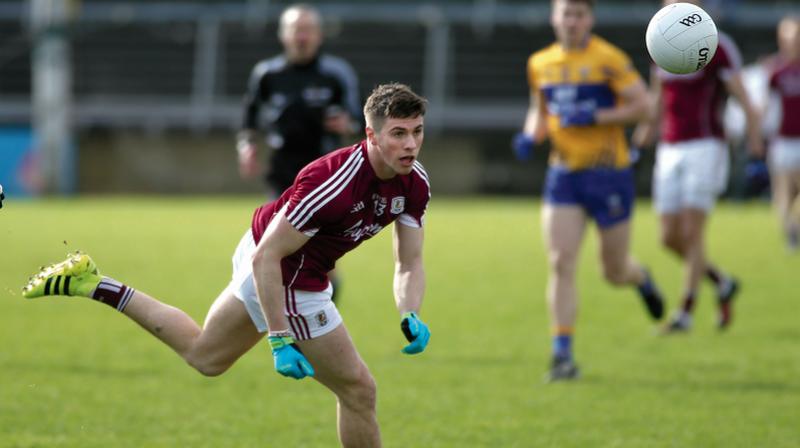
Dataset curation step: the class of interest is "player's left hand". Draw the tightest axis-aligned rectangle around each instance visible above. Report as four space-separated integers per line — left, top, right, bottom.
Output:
324 106 354 135
269 335 315 380
559 106 596 127
512 132 535 161
628 147 641 165
400 311 430 355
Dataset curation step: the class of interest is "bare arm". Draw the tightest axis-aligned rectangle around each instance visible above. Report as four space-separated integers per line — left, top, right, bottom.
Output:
632 70 663 148
596 79 651 126
392 223 425 315
725 72 765 157
251 209 311 333
521 90 549 144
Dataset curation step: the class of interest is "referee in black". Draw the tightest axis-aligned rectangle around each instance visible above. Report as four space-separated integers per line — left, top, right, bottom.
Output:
237 3 361 198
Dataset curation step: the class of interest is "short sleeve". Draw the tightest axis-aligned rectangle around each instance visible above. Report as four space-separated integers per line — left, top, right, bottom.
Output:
716 33 743 82
526 54 538 91
398 163 431 228
284 150 366 235
764 56 782 91
607 48 642 93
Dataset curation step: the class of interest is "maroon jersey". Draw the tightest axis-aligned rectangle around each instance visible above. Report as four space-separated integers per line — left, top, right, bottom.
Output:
658 32 743 143
769 58 800 137
251 141 430 291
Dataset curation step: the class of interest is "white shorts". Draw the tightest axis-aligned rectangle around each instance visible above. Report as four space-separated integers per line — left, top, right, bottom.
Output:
769 137 800 174
653 138 730 213
229 229 342 340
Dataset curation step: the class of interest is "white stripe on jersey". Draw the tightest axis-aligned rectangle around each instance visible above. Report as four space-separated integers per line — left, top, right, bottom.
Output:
412 162 431 192
294 155 364 229
287 254 305 289
404 161 430 227
287 148 362 227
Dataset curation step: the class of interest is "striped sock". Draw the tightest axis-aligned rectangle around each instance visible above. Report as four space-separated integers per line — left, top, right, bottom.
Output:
90 277 135 312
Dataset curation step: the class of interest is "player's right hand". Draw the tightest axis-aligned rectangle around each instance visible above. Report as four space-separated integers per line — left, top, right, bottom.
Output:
400 312 430 355
237 142 262 179
512 132 535 161
268 335 315 380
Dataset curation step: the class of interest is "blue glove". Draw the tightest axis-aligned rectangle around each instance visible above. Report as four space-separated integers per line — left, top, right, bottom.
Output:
400 311 430 355
745 158 770 195
629 147 641 165
268 335 315 379
559 107 596 127
512 132 535 161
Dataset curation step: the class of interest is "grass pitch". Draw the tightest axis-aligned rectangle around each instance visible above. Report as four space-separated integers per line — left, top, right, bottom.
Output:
1 196 798 447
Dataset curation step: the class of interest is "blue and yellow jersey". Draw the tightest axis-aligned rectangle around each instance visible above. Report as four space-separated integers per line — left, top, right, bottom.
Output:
527 35 641 170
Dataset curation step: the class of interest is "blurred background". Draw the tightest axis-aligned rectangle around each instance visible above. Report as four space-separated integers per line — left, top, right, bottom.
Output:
0 0 794 197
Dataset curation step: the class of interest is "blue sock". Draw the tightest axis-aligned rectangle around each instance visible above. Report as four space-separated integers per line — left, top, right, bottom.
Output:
637 271 655 296
553 334 572 361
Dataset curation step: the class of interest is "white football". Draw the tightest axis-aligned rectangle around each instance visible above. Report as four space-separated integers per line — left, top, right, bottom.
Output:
645 2 718 74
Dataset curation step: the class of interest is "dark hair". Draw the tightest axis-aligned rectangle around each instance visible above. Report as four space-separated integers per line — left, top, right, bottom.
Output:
552 0 595 8
363 83 427 130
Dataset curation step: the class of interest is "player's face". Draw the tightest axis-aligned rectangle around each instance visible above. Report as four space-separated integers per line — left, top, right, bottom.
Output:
778 19 800 60
279 10 323 64
367 116 424 179
551 0 594 49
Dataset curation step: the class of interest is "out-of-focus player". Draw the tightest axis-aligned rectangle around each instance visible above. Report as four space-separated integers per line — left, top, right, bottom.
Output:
238 3 361 198
514 0 665 382
633 0 764 332
766 16 800 252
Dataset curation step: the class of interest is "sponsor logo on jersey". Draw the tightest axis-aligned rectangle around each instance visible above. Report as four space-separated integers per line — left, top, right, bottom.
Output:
390 196 405 214
343 219 384 242
351 201 365 213
302 86 334 107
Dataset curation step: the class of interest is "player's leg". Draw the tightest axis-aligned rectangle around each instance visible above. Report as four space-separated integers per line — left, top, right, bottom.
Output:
772 168 800 251
598 219 664 320
771 171 792 238
659 140 740 331
585 167 664 320
660 211 736 307
655 141 734 297
124 287 262 376
542 203 586 380
296 324 380 448
769 138 800 251
22 253 261 376
787 170 800 251
676 207 707 319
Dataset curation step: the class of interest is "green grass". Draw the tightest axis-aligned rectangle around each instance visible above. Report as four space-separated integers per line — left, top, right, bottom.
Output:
1 196 798 447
